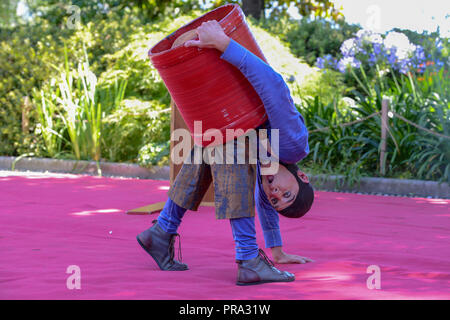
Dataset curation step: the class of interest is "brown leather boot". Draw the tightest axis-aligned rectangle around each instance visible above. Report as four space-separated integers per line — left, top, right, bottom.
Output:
137 220 188 271
236 249 295 285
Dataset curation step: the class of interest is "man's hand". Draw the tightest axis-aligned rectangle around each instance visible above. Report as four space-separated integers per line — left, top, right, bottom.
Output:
271 246 314 264
184 20 231 52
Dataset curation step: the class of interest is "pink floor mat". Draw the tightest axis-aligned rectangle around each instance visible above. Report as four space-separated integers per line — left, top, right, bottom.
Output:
0 171 449 300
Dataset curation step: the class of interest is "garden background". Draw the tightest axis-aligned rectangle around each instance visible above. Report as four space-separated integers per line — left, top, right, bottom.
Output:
1 0 448 184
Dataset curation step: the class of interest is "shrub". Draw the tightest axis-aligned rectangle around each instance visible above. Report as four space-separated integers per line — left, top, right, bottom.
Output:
258 15 360 66
308 29 449 182
0 19 69 156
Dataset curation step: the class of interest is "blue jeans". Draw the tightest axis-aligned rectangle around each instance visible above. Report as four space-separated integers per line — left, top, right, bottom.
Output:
157 198 259 260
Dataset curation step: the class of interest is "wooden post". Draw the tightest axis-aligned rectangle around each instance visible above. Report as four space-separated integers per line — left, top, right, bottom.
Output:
127 30 215 215
169 100 215 205
22 96 31 133
380 98 389 176
126 100 214 215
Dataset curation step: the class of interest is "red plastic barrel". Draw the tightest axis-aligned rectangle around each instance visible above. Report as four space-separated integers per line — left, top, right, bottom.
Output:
148 4 268 147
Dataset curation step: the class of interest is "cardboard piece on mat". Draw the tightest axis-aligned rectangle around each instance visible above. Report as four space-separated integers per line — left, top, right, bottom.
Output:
126 100 215 215
126 201 166 215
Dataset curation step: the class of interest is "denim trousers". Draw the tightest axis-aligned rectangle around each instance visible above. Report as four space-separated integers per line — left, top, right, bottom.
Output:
157 197 259 260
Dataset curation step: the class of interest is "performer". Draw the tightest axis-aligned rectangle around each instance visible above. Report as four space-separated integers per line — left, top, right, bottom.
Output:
137 20 314 285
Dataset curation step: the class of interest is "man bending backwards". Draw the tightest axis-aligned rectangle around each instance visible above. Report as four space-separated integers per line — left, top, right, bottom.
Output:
137 20 314 285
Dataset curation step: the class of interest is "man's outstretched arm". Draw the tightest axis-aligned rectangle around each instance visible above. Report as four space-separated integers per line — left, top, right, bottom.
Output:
185 21 309 164
219 39 309 164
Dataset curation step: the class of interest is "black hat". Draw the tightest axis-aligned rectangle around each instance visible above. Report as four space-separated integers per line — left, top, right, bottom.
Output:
277 162 314 218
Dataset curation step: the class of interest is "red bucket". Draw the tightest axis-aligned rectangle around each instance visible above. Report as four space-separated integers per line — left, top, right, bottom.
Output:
148 4 268 147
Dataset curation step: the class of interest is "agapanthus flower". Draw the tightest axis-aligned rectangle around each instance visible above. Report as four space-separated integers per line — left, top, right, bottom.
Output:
435 59 445 69
368 33 383 45
398 59 412 74
356 29 371 39
324 54 338 68
337 56 361 73
384 32 416 61
316 57 325 69
372 43 383 56
435 38 443 51
387 47 398 66
414 45 426 62
340 38 358 57
356 29 383 46
368 53 377 65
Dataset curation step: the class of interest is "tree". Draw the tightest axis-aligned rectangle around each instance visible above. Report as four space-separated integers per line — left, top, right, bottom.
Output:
0 0 20 27
20 0 203 24
242 0 264 20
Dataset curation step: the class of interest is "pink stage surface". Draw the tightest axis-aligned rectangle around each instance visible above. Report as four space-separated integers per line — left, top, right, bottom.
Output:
0 171 449 300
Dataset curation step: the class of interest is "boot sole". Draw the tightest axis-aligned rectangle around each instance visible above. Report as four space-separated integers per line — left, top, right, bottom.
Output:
236 278 295 286
136 236 188 271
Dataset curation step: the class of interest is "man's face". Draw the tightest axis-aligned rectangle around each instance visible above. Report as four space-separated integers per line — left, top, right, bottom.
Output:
261 165 309 211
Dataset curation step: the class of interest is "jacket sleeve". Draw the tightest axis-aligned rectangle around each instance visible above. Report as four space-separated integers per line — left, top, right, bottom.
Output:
255 179 283 248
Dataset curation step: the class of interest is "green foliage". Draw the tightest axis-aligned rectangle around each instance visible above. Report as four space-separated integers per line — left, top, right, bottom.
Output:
1 3 448 183
35 89 64 158
0 18 68 156
301 62 450 183
0 0 21 27
210 0 343 21
389 69 449 182
269 0 343 21
248 17 347 105
2 7 334 168
0 8 202 164
25 0 203 23
258 15 360 65
101 99 170 164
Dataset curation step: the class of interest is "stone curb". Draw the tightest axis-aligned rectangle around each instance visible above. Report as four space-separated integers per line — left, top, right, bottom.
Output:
0 156 448 198
0 156 169 180
309 175 449 199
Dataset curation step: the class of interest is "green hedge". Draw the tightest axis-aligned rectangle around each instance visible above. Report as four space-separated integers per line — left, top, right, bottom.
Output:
0 9 333 167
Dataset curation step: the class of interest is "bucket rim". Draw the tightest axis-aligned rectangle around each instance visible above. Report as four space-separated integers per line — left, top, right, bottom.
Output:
147 3 241 59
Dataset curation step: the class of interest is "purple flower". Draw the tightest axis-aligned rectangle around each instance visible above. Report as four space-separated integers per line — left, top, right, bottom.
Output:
316 57 325 69
337 56 361 73
415 45 426 62
373 43 383 56
325 54 338 68
340 38 358 57
435 38 443 51
398 59 411 74
436 59 444 69
387 51 398 67
337 60 347 73
368 53 377 65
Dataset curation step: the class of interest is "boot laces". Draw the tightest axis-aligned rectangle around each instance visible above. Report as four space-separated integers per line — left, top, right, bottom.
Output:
152 219 183 263
168 233 183 263
258 249 274 267
258 249 281 273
